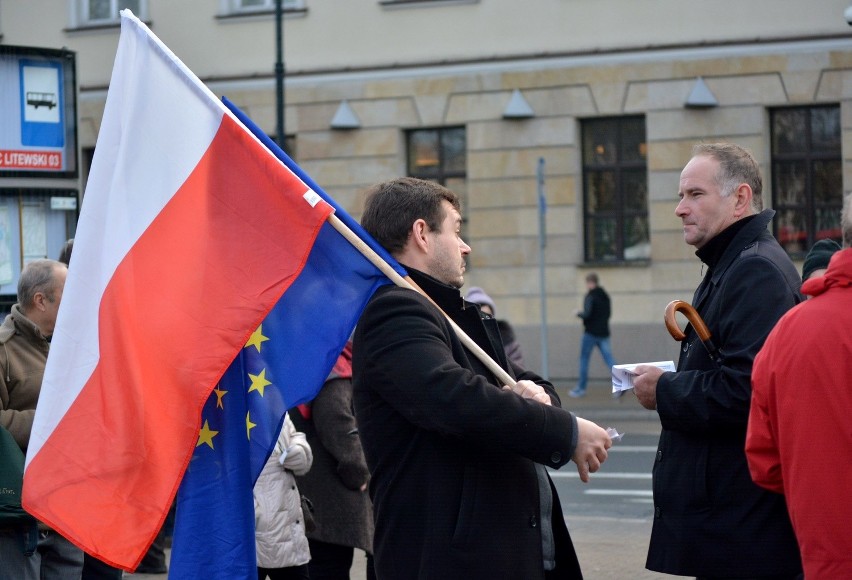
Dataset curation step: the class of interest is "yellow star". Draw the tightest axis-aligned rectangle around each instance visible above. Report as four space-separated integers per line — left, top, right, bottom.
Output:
213 387 227 409
196 420 218 449
246 411 257 440
245 325 269 353
248 369 272 397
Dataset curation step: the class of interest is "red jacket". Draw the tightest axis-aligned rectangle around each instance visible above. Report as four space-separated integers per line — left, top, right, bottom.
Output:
747 248 852 579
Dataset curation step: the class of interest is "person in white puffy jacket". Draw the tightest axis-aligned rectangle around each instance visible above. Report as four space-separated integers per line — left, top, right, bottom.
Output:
254 413 314 580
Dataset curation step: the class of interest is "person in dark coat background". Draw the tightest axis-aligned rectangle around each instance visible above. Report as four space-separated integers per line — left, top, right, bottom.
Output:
352 177 612 580
633 143 803 578
464 286 526 369
569 272 616 398
291 342 376 580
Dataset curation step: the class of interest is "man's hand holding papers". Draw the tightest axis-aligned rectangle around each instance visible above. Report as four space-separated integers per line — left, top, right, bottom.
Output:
612 361 675 392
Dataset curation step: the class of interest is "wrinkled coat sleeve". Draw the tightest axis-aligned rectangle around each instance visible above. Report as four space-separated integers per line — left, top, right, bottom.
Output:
0 386 35 449
576 293 593 320
0 357 35 450
312 377 370 490
281 414 313 477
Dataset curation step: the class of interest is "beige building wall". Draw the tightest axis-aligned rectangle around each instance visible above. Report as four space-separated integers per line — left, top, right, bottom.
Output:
2 0 851 379
1 0 848 85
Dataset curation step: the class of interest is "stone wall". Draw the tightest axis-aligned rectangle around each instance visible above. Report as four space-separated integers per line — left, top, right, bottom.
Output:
76 40 851 334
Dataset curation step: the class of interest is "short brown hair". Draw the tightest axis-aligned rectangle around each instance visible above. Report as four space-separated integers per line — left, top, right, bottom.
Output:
361 177 460 255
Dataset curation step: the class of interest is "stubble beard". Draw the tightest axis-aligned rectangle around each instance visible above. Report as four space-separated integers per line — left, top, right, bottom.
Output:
447 261 465 289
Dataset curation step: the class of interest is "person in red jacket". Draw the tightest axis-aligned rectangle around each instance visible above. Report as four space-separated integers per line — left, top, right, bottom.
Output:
746 194 852 579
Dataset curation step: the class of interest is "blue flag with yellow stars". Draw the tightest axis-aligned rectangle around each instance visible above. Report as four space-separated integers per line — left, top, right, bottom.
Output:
168 102 405 580
170 357 257 578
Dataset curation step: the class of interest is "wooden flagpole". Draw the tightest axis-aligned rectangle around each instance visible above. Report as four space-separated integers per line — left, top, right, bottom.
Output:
327 213 516 387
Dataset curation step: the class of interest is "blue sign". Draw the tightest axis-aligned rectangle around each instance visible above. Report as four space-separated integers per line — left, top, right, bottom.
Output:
19 60 65 148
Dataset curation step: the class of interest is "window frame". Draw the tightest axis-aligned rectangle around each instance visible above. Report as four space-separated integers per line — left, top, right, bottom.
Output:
770 104 842 257
580 115 649 264
73 0 148 27
379 0 478 7
405 126 468 233
220 0 305 15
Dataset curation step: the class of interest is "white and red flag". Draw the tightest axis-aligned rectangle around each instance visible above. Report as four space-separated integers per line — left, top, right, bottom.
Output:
22 10 333 570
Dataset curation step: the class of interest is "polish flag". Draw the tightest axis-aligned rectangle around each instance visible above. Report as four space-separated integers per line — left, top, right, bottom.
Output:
22 11 332 570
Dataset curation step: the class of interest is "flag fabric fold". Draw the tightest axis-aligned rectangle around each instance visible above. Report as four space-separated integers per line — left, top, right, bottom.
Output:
22 10 337 571
223 96 405 278
168 101 405 579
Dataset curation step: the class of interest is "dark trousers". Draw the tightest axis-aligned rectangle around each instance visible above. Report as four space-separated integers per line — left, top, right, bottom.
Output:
82 553 123 580
258 563 310 580
136 526 167 574
307 540 376 580
0 528 83 580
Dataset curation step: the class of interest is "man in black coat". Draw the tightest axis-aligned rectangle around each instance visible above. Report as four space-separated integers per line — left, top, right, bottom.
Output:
633 143 803 579
570 272 617 398
352 177 612 580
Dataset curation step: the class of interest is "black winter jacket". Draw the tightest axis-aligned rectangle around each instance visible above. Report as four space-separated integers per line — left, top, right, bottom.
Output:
353 268 582 580
647 210 803 577
578 287 611 337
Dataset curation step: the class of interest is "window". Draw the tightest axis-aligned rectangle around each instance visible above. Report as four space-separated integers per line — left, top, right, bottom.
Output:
380 0 478 6
406 127 467 230
0 189 78 314
77 0 145 25
223 0 305 14
581 117 649 263
771 105 842 256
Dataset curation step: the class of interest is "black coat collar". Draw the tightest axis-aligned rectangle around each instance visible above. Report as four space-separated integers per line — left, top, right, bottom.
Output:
405 267 466 313
403 267 511 379
706 209 774 285
692 209 775 310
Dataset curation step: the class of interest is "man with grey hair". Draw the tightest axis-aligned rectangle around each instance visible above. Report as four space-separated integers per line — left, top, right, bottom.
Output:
0 259 83 579
632 143 803 578
746 192 852 578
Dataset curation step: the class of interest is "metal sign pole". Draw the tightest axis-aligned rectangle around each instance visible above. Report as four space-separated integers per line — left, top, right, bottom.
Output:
537 157 549 380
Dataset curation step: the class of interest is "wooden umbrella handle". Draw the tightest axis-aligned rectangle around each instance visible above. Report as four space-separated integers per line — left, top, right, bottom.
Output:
664 300 712 342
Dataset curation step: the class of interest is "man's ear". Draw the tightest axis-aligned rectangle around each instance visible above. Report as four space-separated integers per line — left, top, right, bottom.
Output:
410 218 430 253
732 183 753 217
31 292 48 313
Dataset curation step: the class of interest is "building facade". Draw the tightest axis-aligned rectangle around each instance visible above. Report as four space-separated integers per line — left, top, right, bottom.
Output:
2 0 850 379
